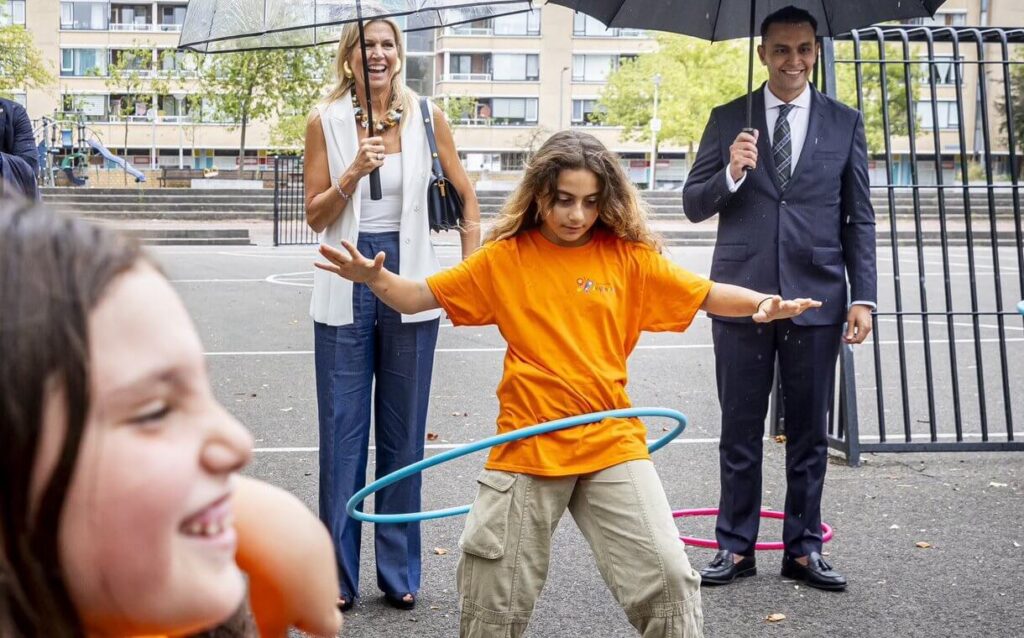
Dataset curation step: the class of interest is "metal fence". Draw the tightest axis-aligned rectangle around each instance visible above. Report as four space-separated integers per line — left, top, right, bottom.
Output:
811 26 1024 465
272 155 317 246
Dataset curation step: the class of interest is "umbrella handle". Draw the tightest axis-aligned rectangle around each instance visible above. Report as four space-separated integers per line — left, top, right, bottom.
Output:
741 127 756 173
369 168 382 199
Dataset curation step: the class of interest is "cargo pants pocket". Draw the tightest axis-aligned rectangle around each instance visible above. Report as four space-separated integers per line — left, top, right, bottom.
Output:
459 470 518 560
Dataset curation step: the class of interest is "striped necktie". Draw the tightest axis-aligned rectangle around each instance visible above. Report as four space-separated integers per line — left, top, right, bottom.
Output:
773 104 794 189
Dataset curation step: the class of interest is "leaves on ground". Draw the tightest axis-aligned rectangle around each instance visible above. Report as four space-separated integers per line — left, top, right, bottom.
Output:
433 547 449 555
766 613 786 622
915 541 932 549
427 432 440 441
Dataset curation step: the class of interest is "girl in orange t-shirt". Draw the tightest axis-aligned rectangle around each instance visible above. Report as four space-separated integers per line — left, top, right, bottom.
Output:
317 130 821 637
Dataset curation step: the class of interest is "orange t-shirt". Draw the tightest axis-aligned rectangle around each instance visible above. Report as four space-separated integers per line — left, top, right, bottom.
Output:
426 228 712 476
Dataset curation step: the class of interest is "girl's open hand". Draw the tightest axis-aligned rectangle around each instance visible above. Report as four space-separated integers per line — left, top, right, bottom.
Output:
752 295 822 323
316 240 385 284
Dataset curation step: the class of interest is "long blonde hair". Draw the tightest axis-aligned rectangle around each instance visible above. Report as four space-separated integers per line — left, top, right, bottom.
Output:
323 18 417 126
487 130 662 250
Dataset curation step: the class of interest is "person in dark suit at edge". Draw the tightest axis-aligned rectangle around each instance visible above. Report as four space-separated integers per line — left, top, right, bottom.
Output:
0 97 39 199
682 5 876 591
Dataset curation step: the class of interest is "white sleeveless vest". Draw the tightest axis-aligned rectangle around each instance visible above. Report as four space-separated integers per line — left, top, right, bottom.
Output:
310 91 442 326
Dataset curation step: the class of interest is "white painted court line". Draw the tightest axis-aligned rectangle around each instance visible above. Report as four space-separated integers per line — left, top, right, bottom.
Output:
205 337 1024 357
253 430 1024 454
171 278 266 283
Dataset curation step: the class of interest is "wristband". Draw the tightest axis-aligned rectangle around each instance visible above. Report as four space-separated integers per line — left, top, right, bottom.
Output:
335 179 352 201
756 296 774 314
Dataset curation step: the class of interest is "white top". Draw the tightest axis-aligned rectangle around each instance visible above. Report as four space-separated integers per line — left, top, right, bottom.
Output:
359 152 403 233
311 93 442 326
727 83 812 191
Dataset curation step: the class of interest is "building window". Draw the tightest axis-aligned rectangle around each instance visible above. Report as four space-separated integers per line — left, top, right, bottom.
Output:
488 97 538 126
572 12 643 37
572 54 633 82
448 53 491 81
916 100 959 129
571 99 606 126
110 4 153 31
405 55 434 95
60 2 108 30
109 49 155 75
492 53 539 81
158 4 188 32
61 93 108 121
0 0 26 26
919 56 962 85
447 10 540 36
61 48 107 76
493 11 541 36
906 11 967 27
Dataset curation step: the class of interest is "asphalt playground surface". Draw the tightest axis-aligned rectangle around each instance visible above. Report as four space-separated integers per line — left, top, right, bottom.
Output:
152 232 1024 637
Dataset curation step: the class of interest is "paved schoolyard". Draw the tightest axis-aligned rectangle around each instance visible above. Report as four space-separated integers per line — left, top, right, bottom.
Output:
152 237 1024 637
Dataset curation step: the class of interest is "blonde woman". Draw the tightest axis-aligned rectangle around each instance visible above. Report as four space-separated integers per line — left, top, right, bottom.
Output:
303 18 479 612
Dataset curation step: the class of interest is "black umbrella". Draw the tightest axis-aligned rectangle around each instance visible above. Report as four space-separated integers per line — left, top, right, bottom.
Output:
178 0 535 199
551 0 947 130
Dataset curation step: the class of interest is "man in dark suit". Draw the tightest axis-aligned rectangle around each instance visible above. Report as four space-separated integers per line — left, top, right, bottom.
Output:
0 96 39 199
682 6 876 591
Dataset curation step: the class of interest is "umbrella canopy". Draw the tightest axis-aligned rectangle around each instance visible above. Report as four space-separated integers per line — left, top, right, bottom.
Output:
552 0 946 130
549 0 947 41
179 0 535 201
179 0 535 53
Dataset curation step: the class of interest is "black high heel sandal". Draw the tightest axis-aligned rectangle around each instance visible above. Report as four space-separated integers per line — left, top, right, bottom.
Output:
383 593 416 610
338 595 355 612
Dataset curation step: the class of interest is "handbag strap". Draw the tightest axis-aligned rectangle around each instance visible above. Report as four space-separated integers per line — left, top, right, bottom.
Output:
419 98 446 181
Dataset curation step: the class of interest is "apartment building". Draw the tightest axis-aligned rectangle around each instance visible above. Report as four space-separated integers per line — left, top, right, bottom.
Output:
7 0 1022 183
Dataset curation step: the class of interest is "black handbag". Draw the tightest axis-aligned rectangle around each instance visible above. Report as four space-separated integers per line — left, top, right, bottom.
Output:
420 98 463 232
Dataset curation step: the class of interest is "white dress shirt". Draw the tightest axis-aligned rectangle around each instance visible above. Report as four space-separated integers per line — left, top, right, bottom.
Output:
722 83 875 311
726 82 811 192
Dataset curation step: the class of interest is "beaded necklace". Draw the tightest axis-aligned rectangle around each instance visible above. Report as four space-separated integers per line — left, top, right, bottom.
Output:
351 91 403 132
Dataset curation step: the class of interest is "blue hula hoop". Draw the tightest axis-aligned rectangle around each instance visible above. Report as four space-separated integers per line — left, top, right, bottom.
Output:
345 407 688 524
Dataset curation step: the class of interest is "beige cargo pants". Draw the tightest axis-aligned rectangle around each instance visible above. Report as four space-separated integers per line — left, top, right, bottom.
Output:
456 459 703 637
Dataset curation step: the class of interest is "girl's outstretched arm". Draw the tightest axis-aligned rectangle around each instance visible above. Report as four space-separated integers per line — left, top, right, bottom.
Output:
701 282 822 322
316 241 441 315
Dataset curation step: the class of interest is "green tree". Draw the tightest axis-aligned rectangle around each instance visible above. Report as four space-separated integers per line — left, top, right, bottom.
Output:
996 51 1024 178
834 42 921 154
270 46 333 152
438 94 480 124
202 48 330 172
598 34 754 156
0 14 53 97
104 46 167 183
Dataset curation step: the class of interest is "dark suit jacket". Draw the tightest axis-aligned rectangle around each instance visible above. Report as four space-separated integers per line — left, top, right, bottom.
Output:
682 85 876 326
0 97 39 199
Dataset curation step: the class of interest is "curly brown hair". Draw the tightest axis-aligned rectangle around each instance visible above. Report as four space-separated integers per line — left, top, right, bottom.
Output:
486 130 662 251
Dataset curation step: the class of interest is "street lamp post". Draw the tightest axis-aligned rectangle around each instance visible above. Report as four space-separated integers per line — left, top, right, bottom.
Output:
648 73 661 191
171 91 187 169
559 66 569 129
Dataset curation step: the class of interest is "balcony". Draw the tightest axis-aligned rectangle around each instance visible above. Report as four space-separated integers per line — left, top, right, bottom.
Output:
445 26 493 36
442 72 492 82
109 22 155 31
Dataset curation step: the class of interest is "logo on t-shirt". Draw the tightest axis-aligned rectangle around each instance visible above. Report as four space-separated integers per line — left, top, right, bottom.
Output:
576 277 614 294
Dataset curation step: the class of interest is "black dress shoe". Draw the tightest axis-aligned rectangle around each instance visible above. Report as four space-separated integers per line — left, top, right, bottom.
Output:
781 552 847 591
700 550 757 586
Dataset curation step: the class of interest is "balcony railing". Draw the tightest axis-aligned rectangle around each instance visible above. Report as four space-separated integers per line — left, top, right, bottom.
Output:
109 22 155 32
158 23 184 32
442 72 492 82
445 26 493 36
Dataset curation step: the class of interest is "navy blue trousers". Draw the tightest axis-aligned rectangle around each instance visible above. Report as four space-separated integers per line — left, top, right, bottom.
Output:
711 318 842 558
314 231 439 600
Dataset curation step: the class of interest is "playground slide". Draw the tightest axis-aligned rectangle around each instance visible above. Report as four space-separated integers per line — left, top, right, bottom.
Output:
86 139 146 182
